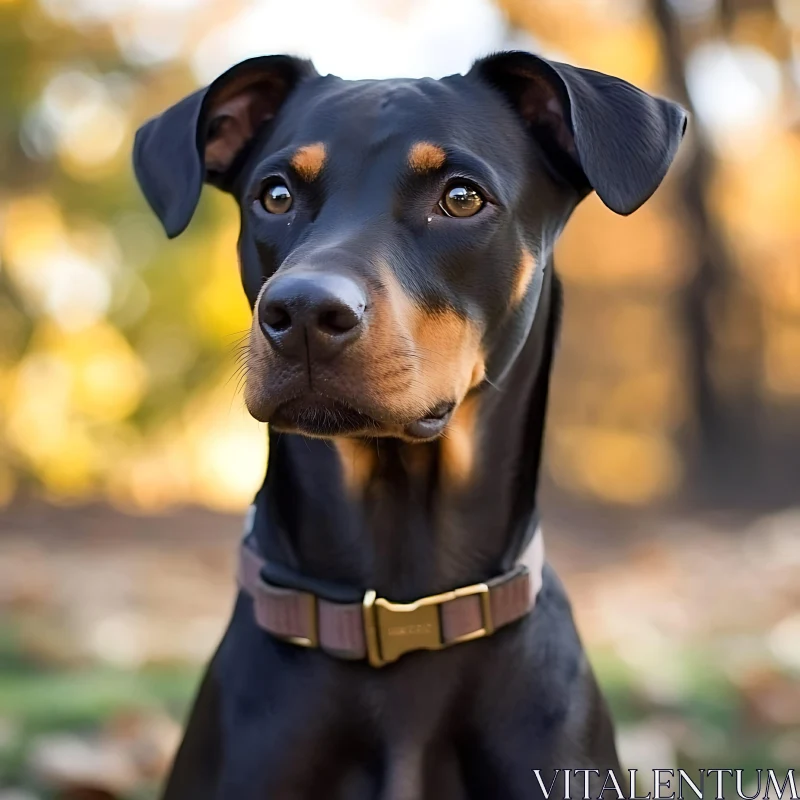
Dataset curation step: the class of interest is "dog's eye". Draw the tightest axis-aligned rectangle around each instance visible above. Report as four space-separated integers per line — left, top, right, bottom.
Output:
261 183 293 214
439 184 484 218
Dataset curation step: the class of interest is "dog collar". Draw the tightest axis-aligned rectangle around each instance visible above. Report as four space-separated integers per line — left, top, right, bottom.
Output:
237 520 545 668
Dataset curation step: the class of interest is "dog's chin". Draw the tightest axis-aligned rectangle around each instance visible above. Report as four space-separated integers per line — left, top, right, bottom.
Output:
253 394 456 442
268 397 380 438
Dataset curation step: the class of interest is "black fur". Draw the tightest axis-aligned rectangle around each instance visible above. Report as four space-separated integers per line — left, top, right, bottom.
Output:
133 51 686 799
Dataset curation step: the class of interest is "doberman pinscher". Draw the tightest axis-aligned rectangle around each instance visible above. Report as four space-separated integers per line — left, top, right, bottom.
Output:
133 51 686 799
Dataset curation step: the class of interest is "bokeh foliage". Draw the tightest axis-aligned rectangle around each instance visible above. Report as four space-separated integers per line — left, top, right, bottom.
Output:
1 0 799 513
502 0 800 508
0 0 264 512
1 4 800 796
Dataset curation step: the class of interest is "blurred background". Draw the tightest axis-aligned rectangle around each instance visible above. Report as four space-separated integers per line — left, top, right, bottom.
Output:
1 0 800 796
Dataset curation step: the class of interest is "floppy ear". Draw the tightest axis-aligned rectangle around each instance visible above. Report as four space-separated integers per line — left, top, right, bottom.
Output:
133 55 318 238
469 51 687 215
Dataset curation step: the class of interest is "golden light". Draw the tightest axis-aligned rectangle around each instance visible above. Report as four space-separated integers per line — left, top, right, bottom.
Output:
190 213 252 342
1 195 117 330
57 102 129 178
106 379 267 513
181 383 268 512
548 426 682 505
762 321 800 398
0 464 15 508
36 69 130 177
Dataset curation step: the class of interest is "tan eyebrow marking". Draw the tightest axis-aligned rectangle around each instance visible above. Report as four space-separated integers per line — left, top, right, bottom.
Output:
408 141 446 172
290 142 326 181
512 249 537 305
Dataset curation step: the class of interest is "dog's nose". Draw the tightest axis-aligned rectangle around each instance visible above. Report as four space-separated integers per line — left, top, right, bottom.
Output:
259 272 366 359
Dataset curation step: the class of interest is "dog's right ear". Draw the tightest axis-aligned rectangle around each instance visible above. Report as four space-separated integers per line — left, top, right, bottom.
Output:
133 55 318 238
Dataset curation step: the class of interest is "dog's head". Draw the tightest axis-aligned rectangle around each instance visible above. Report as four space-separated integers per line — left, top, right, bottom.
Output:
134 52 686 441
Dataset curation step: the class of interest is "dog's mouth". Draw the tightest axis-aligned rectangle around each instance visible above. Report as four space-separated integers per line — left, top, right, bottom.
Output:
269 395 456 440
270 396 381 438
402 401 455 440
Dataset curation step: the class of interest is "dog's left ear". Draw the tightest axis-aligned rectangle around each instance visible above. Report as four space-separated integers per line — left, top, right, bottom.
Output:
133 55 318 238
469 51 687 215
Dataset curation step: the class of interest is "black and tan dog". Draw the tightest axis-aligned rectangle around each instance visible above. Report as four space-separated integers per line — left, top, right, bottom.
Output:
133 51 686 799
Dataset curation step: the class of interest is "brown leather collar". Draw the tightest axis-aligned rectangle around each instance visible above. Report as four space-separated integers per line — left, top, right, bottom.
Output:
238 528 545 668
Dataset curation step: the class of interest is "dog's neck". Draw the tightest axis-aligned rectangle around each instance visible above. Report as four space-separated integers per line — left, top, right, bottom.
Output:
251 266 558 601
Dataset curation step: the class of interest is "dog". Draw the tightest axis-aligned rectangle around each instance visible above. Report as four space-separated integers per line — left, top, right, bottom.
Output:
133 50 686 799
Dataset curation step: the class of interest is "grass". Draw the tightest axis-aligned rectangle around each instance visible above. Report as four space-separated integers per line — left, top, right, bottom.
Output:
1 623 795 797
0 622 200 795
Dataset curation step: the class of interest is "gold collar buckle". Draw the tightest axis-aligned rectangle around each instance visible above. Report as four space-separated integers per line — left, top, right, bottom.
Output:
361 583 494 668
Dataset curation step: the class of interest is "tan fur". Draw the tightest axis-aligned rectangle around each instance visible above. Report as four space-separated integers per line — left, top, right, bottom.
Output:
512 249 537 305
407 142 446 172
290 143 326 181
366 263 483 429
204 72 284 172
334 438 376 494
469 357 486 389
411 307 480 401
245 259 485 441
204 95 256 172
440 395 480 486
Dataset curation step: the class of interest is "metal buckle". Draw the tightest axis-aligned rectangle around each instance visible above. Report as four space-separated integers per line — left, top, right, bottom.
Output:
362 583 493 668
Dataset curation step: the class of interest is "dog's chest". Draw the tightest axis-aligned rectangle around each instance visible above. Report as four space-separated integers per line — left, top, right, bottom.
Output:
212 592 588 800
